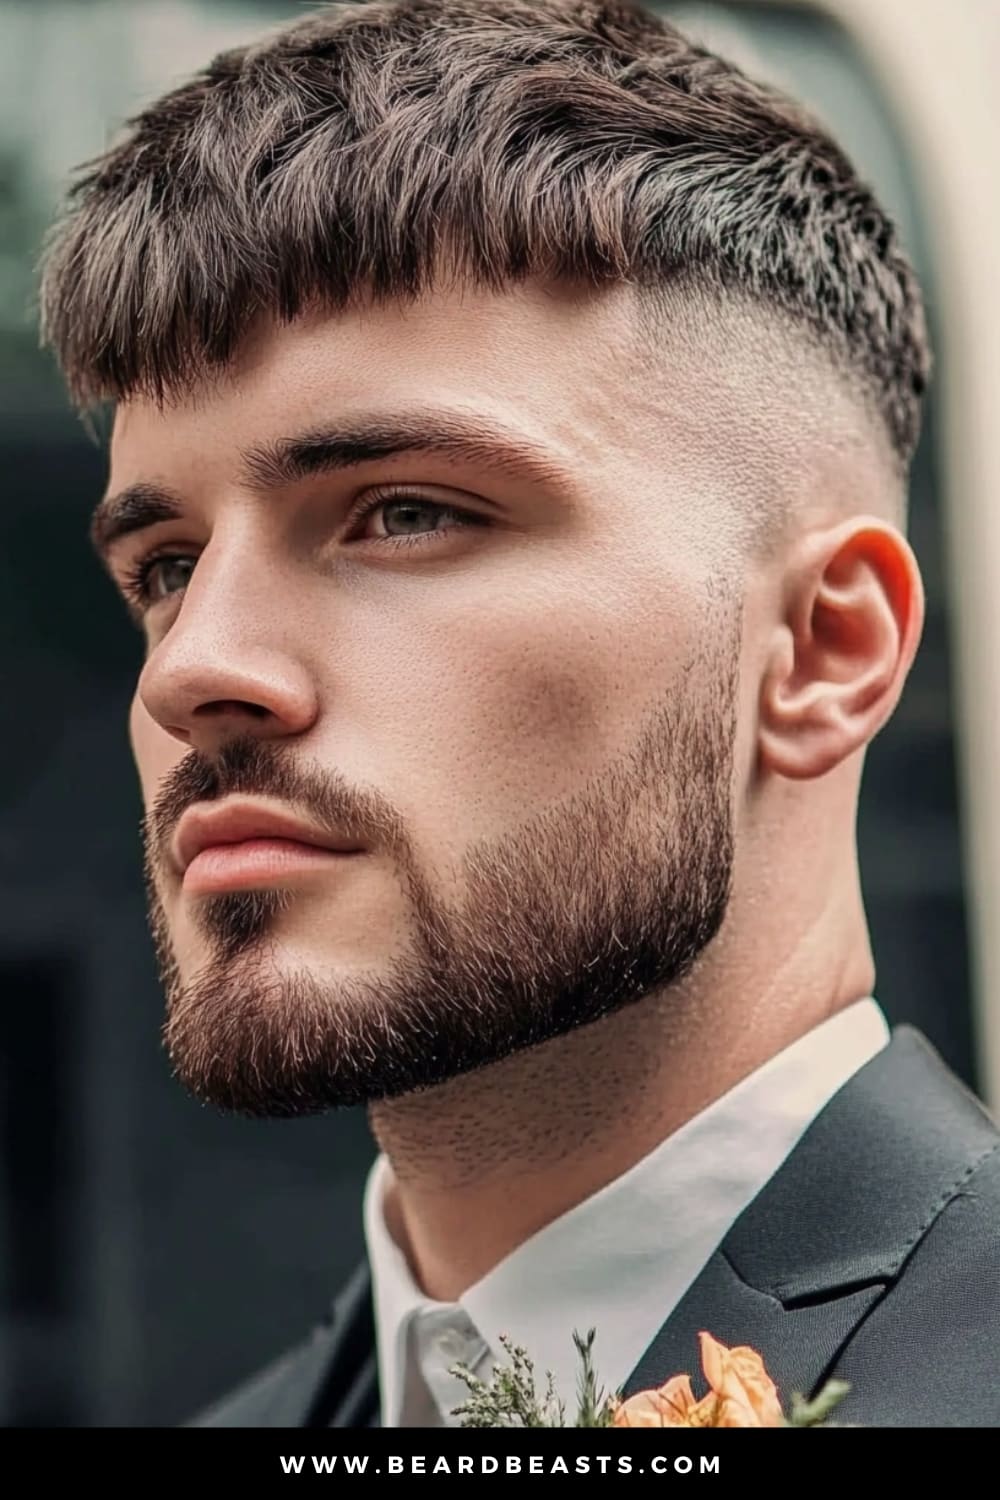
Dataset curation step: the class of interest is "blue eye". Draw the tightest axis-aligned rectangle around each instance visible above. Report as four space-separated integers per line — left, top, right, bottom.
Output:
122 551 197 609
348 491 489 547
367 498 461 536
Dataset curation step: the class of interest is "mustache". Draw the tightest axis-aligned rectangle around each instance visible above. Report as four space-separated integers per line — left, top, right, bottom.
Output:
144 734 409 867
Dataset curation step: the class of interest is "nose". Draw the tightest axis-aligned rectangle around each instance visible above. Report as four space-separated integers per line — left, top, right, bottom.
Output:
135 549 320 755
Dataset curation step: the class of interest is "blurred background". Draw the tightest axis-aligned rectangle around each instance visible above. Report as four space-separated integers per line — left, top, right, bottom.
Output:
1 0 997 1427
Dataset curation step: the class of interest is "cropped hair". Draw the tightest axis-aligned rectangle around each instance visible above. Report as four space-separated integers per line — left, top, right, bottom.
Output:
39 0 930 467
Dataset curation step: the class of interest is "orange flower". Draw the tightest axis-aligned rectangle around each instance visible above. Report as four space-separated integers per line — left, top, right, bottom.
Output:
611 1373 707 1427
611 1333 785 1428
697 1332 784 1426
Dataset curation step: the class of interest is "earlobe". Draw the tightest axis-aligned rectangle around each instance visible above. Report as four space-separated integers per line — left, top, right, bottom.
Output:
758 520 924 782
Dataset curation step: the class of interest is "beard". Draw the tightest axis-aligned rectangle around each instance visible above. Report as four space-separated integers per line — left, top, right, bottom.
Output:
145 633 739 1118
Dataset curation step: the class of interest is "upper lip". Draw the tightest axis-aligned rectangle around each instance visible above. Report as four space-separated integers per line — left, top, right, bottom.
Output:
172 799 362 874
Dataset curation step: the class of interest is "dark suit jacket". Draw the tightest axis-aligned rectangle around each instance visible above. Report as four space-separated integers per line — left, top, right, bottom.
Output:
192 1026 1000 1427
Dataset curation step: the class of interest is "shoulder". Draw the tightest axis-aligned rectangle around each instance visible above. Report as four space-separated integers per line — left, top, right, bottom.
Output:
187 1322 337 1428
721 1025 1000 1424
832 1065 1000 1424
186 1262 376 1428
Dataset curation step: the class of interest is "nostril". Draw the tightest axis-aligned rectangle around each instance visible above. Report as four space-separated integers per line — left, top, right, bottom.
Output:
193 700 272 720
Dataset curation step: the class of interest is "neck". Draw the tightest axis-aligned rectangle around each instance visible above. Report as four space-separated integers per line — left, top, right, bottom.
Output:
368 896 875 1302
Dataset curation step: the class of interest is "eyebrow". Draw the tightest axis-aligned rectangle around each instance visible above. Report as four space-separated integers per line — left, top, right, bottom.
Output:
90 410 573 561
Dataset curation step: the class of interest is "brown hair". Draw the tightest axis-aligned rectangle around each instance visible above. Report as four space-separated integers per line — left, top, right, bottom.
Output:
38 0 929 467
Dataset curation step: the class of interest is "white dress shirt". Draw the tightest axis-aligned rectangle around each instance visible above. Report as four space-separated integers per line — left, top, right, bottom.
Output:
362 998 890 1427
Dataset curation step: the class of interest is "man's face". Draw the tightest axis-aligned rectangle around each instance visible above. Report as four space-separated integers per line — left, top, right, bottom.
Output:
105 280 755 1115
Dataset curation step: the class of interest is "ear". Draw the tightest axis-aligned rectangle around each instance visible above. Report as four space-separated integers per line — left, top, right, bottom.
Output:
758 519 925 780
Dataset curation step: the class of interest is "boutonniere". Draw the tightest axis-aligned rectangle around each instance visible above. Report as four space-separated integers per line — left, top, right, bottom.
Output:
450 1329 849 1428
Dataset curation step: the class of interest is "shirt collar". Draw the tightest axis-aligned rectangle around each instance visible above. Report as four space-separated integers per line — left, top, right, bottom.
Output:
364 997 890 1424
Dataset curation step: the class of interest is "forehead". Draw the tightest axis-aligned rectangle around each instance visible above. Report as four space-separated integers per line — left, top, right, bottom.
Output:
109 280 649 476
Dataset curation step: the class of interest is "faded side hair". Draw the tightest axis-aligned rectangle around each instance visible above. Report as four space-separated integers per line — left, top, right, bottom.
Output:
37 0 930 468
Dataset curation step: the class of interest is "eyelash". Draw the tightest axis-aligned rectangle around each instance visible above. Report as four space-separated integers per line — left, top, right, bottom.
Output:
117 487 486 612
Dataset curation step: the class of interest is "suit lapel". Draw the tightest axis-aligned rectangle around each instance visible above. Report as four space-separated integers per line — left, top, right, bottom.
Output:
624 1027 998 1405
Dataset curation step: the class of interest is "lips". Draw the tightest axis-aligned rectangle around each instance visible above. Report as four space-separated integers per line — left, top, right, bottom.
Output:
173 799 362 876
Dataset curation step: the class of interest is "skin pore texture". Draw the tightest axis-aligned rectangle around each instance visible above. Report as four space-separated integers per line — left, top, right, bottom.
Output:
107 278 924 1301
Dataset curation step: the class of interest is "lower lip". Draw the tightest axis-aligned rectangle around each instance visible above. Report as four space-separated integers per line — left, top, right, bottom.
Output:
182 838 362 895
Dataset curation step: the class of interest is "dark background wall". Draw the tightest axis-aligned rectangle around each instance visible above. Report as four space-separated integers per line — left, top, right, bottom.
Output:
0 1 977 1426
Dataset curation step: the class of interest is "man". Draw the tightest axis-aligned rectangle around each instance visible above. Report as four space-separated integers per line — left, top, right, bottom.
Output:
39 0 999 1428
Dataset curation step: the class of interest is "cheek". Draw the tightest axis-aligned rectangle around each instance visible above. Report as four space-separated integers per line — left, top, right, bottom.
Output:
353 563 694 847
